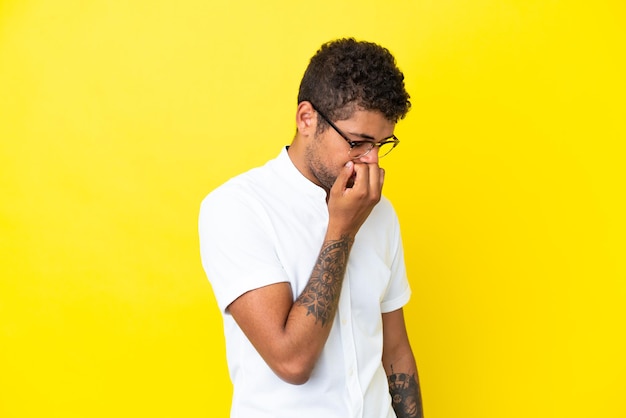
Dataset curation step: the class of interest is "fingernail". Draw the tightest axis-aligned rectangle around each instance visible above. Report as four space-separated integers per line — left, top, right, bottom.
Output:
345 161 353 168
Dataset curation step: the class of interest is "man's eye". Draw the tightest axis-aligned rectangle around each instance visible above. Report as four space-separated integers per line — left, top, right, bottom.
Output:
352 142 370 149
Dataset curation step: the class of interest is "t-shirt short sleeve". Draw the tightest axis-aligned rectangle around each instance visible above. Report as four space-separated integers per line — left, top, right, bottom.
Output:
379 200 412 313
199 183 289 313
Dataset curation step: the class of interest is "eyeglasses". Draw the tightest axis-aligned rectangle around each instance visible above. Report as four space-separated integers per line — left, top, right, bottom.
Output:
311 104 400 159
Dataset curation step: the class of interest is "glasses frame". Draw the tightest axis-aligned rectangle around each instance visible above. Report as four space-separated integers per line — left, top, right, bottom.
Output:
310 103 400 159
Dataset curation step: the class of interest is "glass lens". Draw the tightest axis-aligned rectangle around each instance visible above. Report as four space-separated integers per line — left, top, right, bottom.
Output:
378 141 397 158
349 142 374 159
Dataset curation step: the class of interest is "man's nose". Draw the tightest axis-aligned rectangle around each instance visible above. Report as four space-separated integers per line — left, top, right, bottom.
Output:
357 147 379 164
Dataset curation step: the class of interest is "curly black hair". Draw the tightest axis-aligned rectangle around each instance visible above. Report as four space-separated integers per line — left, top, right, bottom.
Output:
298 38 411 133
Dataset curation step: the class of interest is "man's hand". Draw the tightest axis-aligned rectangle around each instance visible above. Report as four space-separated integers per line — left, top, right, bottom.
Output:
327 160 385 239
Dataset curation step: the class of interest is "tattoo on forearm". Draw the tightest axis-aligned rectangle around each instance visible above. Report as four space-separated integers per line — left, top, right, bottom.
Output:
295 236 352 326
388 366 423 418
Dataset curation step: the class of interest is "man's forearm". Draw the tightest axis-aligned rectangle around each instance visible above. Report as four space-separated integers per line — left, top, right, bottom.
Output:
387 365 423 418
294 234 353 326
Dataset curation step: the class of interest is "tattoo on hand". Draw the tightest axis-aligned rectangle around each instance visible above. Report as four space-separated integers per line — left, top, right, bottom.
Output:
295 236 352 326
388 367 423 418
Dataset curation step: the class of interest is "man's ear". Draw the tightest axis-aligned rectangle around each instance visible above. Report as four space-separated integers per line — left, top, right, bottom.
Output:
295 101 317 137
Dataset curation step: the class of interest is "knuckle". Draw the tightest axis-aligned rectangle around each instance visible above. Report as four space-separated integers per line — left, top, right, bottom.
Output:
353 188 368 199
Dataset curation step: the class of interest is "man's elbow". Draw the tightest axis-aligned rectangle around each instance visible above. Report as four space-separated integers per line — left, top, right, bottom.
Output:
272 359 315 385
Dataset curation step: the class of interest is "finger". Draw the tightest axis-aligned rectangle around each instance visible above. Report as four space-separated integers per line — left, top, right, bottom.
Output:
366 163 382 193
331 161 354 193
378 167 385 192
351 162 370 191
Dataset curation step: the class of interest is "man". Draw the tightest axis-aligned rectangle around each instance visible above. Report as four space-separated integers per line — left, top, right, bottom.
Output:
199 38 423 418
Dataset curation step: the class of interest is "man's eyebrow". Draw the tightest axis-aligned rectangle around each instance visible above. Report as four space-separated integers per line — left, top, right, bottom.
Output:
346 131 376 141
347 131 395 142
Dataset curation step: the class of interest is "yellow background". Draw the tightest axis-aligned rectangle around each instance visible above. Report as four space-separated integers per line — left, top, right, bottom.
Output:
1 1 624 417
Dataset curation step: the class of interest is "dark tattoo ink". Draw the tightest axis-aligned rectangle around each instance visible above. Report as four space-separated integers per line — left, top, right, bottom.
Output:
388 366 423 418
295 236 352 326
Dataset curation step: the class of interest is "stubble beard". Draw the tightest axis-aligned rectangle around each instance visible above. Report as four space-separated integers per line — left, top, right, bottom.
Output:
305 141 337 192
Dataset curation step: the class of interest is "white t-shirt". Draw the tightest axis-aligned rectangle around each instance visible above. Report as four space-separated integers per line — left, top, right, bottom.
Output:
199 147 411 418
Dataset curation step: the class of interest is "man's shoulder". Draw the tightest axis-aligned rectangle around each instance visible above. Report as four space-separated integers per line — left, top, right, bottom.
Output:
206 155 280 197
359 195 401 235
373 195 396 216
200 153 287 217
